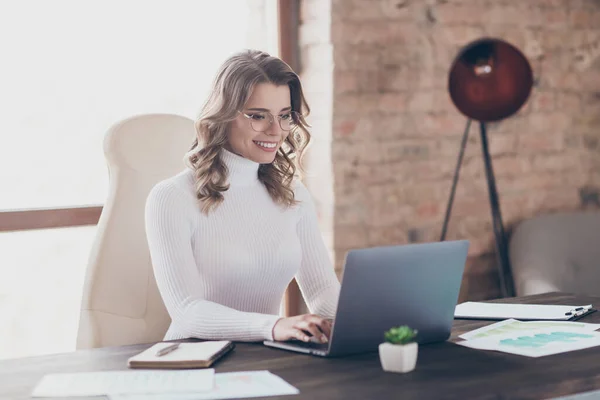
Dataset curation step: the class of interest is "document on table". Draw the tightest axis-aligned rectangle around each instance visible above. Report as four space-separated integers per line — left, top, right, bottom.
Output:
110 370 299 400
459 318 600 340
31 369 214 398
457 325 600 357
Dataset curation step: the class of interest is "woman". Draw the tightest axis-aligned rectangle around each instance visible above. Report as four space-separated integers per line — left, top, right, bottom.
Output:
145 49 340 345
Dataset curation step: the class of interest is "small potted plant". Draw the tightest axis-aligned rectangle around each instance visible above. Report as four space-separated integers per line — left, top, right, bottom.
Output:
379 325 418 373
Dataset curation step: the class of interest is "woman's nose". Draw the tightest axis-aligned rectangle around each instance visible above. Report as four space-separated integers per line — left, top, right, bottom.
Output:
265 121 282 136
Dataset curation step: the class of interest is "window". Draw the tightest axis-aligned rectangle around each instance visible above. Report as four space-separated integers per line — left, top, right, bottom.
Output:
0 0 279 360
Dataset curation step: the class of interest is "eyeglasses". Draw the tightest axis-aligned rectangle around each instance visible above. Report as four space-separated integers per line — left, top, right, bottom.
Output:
240 110 301 132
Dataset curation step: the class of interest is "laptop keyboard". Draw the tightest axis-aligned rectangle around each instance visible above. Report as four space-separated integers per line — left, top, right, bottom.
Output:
289 339 329 351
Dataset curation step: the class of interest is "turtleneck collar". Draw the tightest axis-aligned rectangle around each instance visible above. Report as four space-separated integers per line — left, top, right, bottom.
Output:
220 148 260 186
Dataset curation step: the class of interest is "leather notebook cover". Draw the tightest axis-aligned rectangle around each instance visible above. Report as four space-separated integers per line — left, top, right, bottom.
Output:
128 341 235 369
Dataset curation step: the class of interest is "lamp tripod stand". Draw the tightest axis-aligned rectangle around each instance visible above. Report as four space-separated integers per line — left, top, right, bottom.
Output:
439 119 515 298
442 37 533 298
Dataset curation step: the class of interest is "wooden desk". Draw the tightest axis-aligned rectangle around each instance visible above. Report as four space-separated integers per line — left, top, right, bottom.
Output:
3 292 600 400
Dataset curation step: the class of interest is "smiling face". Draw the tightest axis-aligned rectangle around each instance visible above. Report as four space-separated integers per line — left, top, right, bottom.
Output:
225 82 291 164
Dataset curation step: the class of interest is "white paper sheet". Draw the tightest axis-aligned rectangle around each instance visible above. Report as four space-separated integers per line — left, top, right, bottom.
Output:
31 369 214 398
454 302 592 321
457 326 600 357
110 370 299 400
459 318 600 340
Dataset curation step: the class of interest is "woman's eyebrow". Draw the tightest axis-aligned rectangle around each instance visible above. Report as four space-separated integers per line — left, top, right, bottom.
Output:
246 106 292 112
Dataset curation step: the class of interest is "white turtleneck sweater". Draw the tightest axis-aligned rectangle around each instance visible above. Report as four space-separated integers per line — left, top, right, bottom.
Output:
144 149 340 342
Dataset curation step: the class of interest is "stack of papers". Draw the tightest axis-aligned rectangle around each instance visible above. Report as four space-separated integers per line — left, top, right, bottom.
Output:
31 369 215 397
457 319 600 357
31 369 298 399
110 371 299 400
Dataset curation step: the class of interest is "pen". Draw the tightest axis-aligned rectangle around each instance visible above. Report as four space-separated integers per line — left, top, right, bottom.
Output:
155 343 180 357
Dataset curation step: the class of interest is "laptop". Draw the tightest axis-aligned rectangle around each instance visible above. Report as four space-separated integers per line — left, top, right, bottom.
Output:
264 240 469 357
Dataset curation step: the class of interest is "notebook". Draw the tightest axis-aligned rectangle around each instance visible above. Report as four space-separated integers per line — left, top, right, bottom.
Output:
454 302 596 321
128 341 235 369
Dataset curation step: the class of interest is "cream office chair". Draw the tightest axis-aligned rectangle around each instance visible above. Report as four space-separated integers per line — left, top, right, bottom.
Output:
77 113 196 349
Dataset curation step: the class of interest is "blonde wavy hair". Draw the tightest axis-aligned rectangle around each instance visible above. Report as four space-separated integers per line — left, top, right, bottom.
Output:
186 49 311 214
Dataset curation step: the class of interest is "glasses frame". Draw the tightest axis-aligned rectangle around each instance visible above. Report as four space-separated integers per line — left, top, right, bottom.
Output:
239 110 301 133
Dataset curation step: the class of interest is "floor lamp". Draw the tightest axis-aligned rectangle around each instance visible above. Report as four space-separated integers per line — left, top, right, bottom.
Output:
440 38 534 298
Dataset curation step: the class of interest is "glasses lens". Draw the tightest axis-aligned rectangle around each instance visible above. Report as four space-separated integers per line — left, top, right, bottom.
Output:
279 111 300 131
249 112 271 132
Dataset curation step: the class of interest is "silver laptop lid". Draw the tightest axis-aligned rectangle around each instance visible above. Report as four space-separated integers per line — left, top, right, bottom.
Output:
327 240 469 357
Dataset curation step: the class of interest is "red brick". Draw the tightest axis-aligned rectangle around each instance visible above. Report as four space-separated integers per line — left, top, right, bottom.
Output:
579 67 600 92
366 204 414 228
416 202 441 219
333 225 370 249
380 139 432 163
540 8 569 29
331 21 410 46
404 159 456 182
449 198 491 219
412 113 468 138
443 25 486 48
334 72 359 95
530 91 556 112
333 117 358 138
372 115 408 140
542 30 568 51
582 92 600 115
377 93 408 114
408 91 435 113
531 152 587 173
366 225 409 247
354 163 398 186
332 0 384 21
569 10 600 28
408 90 455 114
397 182 449 205
379 0 414 21
504 169 561 190
434 2 488 25
526 188 581 214
333 94 360 115
333 45 381 71
380 44 415 68
487 155 533 177
528 113 571 133
377 67 415 92
489 133 518 156
335 204 367 226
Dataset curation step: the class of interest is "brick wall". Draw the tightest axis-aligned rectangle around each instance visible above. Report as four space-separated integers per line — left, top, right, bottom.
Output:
300 0 600 301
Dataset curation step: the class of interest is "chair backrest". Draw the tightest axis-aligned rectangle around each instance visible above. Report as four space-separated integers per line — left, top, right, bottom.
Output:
77 113 196 349
509 211 600 297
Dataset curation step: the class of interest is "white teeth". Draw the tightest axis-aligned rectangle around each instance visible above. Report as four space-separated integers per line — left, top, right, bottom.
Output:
255 141 277 149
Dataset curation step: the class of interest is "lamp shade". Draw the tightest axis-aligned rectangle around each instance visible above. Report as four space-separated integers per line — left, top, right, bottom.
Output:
448 38 534 122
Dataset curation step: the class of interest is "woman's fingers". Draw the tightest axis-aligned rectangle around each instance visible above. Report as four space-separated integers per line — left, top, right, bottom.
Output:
304 315 332 339
296 319 328 342
292 328 310 342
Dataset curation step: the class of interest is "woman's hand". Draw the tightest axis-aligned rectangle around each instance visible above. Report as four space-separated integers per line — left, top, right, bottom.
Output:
272 314 332 344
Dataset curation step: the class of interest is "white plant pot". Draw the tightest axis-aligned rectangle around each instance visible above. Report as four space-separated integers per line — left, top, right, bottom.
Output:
378 342 418 373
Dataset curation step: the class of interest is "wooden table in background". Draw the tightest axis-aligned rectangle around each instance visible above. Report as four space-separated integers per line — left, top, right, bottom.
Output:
3 292 600 400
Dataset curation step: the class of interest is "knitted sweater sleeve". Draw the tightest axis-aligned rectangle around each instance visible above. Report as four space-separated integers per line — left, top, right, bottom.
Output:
293 181 341 319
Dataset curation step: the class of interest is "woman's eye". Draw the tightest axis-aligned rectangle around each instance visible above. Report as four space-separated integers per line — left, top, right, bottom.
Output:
280 113 291 120
250 114 265 120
